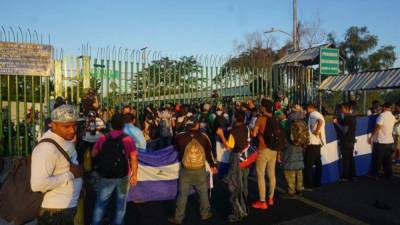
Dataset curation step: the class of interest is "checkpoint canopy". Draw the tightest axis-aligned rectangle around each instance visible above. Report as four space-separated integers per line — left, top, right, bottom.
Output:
272 43 343 104
319 67 400 91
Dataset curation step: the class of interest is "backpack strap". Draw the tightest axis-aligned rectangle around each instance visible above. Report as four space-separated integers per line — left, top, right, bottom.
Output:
38 138 71 163
105 133 127 142
115 133 127 142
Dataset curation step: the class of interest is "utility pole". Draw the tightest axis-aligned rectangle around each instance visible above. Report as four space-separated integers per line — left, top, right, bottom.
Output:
293 0 299 51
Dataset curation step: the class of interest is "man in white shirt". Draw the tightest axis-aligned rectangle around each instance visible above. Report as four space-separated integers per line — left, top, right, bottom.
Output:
368 102 396 178
304 103 326 190
31 105 83 225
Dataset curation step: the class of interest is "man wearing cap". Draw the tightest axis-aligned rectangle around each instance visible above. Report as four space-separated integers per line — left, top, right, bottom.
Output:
369 102 396 178
31 105 83 225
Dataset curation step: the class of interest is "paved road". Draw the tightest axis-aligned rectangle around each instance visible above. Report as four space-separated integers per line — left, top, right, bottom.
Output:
1 165 399 225
124 178 358 225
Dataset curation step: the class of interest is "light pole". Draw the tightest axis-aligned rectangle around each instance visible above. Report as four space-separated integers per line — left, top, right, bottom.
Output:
264 0 299 52
293 0 299 51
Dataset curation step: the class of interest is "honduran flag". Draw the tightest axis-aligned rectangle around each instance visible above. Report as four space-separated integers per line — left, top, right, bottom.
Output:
128 146 213 202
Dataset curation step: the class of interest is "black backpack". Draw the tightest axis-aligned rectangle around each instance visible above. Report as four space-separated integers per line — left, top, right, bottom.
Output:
94 134 129 178
148 120 160 140
263 117 288 151
0 139 71 225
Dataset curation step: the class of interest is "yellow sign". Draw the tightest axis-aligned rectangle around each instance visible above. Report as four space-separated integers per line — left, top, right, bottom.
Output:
0 42 52 76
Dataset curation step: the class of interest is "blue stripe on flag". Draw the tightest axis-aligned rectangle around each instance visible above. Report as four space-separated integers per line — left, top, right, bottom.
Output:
138 146 178 167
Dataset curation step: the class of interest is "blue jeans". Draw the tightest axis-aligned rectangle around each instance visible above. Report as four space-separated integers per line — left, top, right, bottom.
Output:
92 176 130 225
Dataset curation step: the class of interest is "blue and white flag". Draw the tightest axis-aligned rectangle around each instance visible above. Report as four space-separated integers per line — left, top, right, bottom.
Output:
128 145 213 202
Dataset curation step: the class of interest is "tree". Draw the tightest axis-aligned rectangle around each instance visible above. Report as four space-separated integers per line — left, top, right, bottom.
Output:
215 32 283 83
361 45 397 71
137 56 204 98
338 26 397 73
298 17 327 49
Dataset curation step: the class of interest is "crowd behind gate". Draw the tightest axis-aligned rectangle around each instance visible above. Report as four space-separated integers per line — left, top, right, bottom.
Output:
1 89 400 225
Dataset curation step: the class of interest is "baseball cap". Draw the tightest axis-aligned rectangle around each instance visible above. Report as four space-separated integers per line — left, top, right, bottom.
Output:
51 105 79 123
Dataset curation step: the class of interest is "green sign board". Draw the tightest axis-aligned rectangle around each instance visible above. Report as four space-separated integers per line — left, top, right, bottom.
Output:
320 47 339 75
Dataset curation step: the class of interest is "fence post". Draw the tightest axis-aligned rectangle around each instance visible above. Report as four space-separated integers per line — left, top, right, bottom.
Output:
82 56 91 90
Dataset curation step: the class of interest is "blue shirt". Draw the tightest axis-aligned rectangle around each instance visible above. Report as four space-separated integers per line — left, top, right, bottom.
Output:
123 124 147 151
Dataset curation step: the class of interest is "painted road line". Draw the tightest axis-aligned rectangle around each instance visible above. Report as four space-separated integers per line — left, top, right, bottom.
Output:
248 177 369 225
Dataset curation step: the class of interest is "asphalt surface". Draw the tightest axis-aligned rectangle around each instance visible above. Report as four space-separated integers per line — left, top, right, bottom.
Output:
124 178 350 225
1 162 400 225
302 176 400 225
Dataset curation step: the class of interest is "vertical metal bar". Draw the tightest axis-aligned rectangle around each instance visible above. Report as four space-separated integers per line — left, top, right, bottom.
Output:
94 58 98 92
194 66 201 101
163 62 166 105
112 59 116 110
234 67 238 100
118 59 122 108
141 62 145 110
0 76 3 156
76 57 80 109
182 64 186 104
205 66 209 103
124 60 128 104
24 76 28 155
142 62 146 110
31 76 36 145
251 68 254 100
173 65 176 103
168 64 171 103
200 66 204 102
7 75 12 156
46 77 50 118
187 66 191 104
70 56 74 104
15 76 20 155
39 77 43 134
100 59 105 113
130 61 134 106
259 67 263 98
106 59 110 111
63 57 67 99
245 67 247 101
177 64 180 104
158 63 161 107
136 62 139 112
223 66 227 101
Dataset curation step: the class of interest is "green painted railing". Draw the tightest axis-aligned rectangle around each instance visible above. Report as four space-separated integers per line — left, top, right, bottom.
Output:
0 28 273 156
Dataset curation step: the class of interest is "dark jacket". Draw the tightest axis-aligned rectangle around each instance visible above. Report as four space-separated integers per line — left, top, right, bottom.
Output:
174 130 217 167
282 144 304 170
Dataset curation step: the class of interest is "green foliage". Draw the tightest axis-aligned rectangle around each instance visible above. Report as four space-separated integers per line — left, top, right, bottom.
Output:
0 76 48 102
137 56 205 96
331 26 397 73
361 45 397 71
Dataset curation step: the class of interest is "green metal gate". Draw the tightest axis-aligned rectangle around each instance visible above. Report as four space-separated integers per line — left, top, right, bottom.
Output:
0 27 273 157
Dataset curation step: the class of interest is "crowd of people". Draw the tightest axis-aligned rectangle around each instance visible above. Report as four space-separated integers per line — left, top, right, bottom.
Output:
6 88 399 225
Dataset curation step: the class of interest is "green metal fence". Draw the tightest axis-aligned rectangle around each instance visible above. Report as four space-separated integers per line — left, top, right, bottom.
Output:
0 28 273 156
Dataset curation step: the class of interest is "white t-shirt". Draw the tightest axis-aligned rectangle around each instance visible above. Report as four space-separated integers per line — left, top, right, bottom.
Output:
31 130 83 209
308 111 326 145
376 111 396 144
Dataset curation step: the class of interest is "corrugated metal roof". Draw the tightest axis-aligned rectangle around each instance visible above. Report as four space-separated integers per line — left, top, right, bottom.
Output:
319 68 400 91
274 44 332 65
